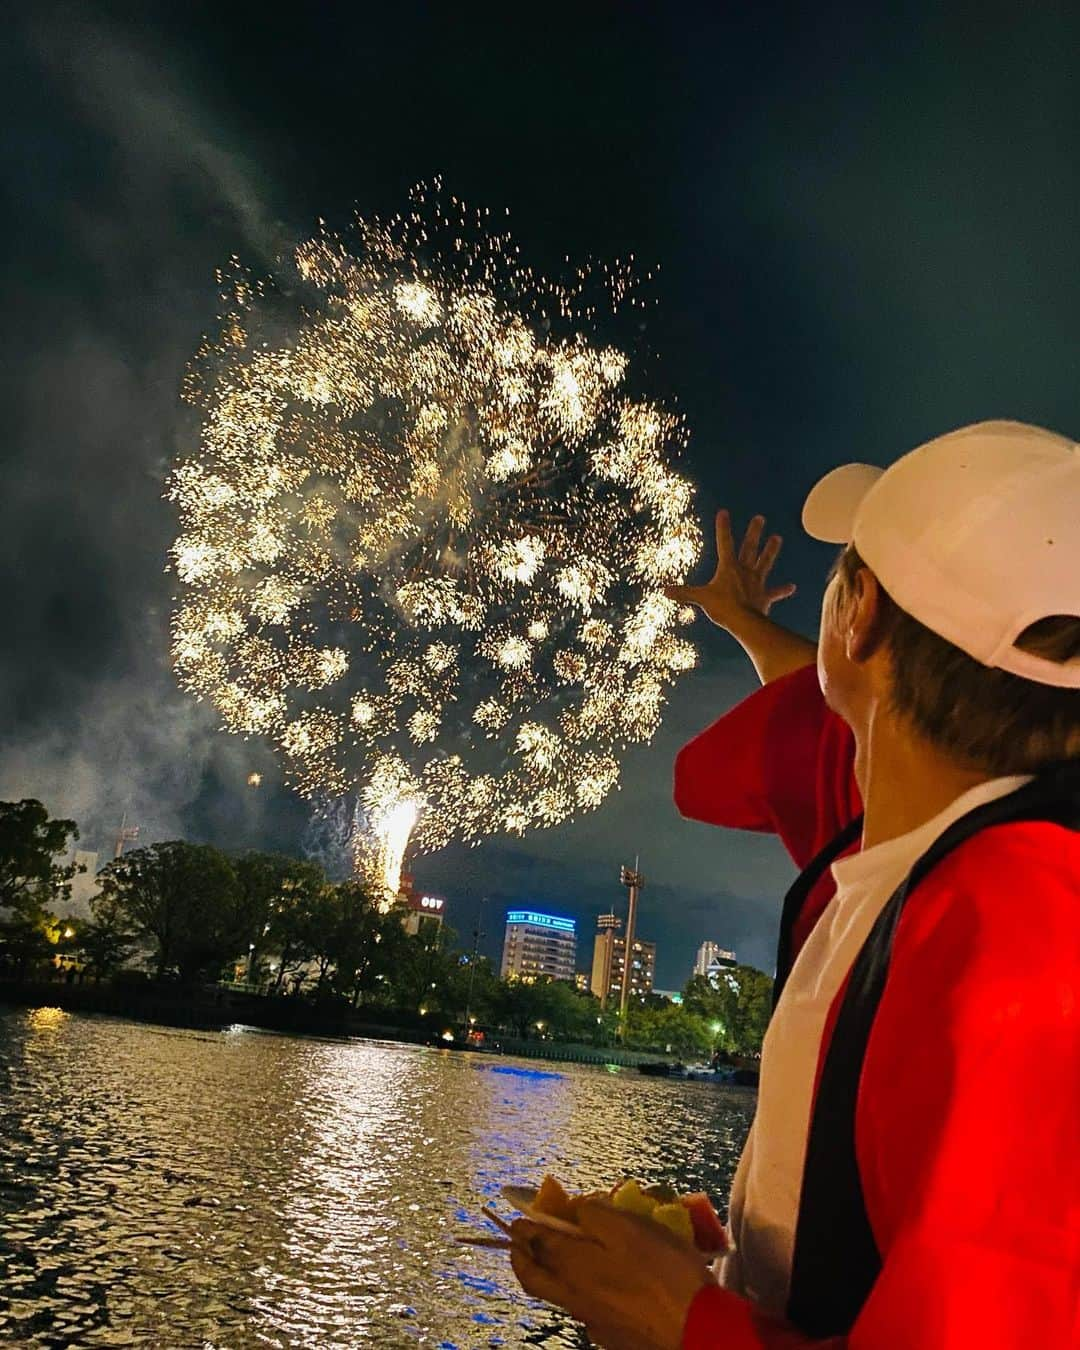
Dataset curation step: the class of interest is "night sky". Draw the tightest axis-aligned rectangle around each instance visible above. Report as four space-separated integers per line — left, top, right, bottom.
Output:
5 3 1080 985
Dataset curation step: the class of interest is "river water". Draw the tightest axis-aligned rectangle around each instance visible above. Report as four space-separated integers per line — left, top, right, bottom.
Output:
0 1006 755 1348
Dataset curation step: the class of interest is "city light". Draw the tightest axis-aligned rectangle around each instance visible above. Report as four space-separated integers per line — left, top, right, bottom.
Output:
505 910 575 932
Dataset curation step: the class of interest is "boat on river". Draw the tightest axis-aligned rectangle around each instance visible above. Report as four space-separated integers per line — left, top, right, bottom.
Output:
638 1061 760 1087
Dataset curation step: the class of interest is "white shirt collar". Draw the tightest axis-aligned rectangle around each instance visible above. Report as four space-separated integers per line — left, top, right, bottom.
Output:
831 774 1033 895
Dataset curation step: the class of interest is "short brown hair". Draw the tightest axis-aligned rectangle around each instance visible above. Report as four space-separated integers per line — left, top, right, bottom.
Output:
836 547 1080 773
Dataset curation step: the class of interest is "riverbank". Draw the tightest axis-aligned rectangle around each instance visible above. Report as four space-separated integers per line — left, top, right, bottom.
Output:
0 979 670 1067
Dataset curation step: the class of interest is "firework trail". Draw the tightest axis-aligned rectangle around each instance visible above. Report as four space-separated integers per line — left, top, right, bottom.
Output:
168 184 701 906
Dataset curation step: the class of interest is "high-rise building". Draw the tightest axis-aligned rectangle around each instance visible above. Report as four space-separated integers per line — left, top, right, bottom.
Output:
590 914 656 1005
394 871 447 936
590 913 621 1005
500 910 577 982
399 892 447 937
694 941 738 986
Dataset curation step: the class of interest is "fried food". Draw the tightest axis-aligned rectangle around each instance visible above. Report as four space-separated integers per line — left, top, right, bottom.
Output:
530 1175 729 1254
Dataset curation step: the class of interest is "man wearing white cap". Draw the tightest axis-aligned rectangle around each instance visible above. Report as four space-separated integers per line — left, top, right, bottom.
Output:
508 422 1079 1348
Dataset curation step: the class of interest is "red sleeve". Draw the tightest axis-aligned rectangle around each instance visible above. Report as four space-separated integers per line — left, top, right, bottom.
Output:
682 1284 843 1348
683 823 1080 1350
673 664 858 871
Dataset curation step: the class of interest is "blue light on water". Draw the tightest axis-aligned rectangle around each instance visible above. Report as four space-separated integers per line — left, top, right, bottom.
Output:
486 1065 563 1081
451 1270 502 1296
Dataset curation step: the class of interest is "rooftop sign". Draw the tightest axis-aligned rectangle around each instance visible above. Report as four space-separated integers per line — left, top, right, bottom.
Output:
404 893 445 913
506 910 576 933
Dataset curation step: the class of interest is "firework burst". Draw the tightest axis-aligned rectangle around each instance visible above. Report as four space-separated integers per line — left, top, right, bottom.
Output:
168 184 701 905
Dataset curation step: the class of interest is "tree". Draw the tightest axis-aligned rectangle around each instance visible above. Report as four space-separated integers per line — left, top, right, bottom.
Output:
282 883 342 995
329 882 406 1006
233 852 327 985
626 1003 712 1058
388 921 461 1016
492 977 553 1037
449 953 501 1029
727 965 773 1056
78 895 137 981
0 799 80 915
682 972 732 1033
682 966 774 1056
98 841 243 982
262 875 328 993
0 909 56 977
483 977 611 1043
541 980 605 1042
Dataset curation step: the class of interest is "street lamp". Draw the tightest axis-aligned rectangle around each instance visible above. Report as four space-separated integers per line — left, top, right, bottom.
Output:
463 896 488 1037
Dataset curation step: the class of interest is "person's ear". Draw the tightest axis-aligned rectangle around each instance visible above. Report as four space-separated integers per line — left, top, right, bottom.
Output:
845 568 890 663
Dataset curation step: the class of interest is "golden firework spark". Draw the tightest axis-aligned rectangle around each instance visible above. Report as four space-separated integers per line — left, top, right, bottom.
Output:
168 184 701 905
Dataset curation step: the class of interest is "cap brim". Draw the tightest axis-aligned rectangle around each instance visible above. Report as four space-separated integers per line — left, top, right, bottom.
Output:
801 462 885 544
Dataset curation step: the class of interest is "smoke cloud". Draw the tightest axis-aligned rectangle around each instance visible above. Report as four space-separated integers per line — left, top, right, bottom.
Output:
0 9 291 857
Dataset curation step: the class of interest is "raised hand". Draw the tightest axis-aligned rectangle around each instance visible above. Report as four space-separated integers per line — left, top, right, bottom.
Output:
665 510 796 631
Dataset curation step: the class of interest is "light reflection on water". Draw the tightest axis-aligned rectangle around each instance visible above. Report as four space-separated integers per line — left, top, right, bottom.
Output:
0 1007 754 1347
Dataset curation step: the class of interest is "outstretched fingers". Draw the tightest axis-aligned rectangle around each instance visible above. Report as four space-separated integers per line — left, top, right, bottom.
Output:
663 584 705 611
755 531 783 575
714 509 737 567
766 581 797 603
737 514 765 567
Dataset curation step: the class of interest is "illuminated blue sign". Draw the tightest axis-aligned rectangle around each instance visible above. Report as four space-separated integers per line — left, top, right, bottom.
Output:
506 910 576 933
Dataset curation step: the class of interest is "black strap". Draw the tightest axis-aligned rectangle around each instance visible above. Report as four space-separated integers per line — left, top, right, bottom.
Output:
773 815 863 1011
786 763 1080 1338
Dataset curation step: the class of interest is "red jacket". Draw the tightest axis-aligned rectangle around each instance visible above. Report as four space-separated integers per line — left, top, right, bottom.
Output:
675 665 1080 1348
674 664 860 958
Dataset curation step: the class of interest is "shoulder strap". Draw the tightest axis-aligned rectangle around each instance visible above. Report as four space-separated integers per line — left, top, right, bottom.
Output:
773 814 863 1011
786 762 1080 1338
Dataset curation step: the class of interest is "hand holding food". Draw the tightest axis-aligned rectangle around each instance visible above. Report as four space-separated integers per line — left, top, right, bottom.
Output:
454 1177 727 1350
526 1175 729 1255
502 1180 722 1350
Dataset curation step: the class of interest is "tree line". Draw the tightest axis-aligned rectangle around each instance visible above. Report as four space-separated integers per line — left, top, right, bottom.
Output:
0 798 773 1055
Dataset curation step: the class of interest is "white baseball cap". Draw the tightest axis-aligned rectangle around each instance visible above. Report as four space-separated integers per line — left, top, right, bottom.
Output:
802 420 1080 689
